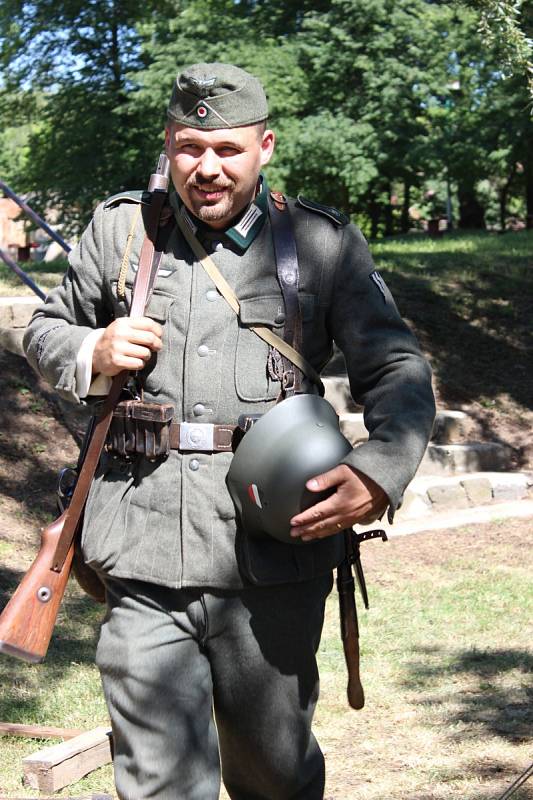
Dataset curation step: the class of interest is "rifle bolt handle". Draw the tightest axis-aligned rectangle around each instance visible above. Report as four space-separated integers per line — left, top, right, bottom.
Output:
37 586 52 603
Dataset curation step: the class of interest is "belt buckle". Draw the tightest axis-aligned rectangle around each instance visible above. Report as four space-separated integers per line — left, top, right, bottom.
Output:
179 422 215 452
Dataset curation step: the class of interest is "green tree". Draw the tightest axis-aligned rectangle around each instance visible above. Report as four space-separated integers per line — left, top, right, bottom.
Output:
0 0 164 229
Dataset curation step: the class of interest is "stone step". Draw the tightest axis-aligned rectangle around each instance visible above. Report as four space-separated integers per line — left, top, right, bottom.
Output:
329 376 472 445
419 441 513 475
431 410 469 444
0 295 41 327
339 409 512 474
340 409 472 445
0 296 41 358
359 498 533 539
323 376 359 414
397 471 532 522
0 326 25 357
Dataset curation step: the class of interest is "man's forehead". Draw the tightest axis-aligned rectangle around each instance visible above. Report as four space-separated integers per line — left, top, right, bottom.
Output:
168 122 260 145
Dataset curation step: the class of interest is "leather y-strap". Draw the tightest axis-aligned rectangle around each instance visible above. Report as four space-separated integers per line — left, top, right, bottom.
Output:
269 191 303 397
51 160 170 572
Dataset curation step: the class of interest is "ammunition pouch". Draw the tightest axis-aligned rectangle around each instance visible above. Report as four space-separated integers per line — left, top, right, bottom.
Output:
106 400 175 460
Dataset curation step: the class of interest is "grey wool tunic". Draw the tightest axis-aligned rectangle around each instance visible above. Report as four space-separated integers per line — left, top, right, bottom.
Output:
24 184 435 589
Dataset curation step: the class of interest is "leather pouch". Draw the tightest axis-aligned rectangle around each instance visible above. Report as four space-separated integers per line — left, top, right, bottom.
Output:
107 400 174 460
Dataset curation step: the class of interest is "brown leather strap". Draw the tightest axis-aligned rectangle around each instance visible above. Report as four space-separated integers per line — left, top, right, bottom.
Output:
168 423 236 452
269 192 303 397
51 158 170 572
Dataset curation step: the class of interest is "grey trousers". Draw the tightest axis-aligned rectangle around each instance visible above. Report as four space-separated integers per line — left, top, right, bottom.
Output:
96 573 333 800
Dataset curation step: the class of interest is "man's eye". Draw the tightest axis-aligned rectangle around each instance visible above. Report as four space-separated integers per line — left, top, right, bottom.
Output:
218 147 239 157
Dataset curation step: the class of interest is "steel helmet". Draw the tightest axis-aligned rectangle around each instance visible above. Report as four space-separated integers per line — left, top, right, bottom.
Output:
226 394 352 544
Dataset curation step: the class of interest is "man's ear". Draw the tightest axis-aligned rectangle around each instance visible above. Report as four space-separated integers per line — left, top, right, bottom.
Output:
260 129 276 167
164 124 172 154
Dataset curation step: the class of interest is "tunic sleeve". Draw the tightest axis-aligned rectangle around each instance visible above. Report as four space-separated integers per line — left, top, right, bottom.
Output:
23 203 113 404
327 224 436 515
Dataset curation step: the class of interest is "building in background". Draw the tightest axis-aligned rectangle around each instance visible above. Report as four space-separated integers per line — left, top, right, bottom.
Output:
0 197 30 261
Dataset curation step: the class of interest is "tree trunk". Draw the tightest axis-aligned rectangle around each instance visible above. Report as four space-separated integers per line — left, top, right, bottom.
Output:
109 1 122 92
499 163 517 232
525 159 533 229
401 179 411 234
457 184 486 229
369 197 380 239
384 183 394 237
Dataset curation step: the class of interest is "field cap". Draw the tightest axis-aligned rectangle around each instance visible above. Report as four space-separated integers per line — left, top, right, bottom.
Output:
167 62 268 130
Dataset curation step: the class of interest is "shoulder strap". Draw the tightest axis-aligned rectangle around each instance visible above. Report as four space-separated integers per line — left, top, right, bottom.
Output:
175 212 324 392
269 191 302 397
51 155 170 571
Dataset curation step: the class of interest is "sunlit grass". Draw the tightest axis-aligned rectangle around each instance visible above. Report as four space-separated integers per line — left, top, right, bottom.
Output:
0 258 68 296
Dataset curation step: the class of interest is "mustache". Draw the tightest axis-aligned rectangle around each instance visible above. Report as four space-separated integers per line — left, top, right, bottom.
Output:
186 174 235 191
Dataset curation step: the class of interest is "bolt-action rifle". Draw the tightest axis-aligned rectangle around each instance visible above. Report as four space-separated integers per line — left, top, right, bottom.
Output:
0 155 170 663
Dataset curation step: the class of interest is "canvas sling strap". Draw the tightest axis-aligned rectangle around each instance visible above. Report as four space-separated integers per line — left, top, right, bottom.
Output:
175 209 324 393
51 155 171 572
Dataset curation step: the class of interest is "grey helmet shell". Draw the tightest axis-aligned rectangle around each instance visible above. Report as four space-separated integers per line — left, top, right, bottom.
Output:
226 394 352 544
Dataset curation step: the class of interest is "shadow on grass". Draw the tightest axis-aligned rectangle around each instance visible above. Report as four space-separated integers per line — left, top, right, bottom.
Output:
402 646 533 744
324 261 531 461
0 349 83 525
0 563 104 723
382 270 531 409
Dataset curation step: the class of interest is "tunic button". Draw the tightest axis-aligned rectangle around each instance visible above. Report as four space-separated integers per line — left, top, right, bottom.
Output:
206 289 218 302
197 344 209 357
213 241 223 252
193 403 205 416
274 312 285 325
189 459 200 471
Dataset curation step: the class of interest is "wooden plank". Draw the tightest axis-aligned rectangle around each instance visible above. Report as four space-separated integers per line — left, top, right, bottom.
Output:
22 726 113 793
0 722 84 740
0 796 113 799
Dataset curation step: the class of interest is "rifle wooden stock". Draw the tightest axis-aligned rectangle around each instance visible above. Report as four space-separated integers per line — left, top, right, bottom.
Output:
0 512 74 663
337 559 365 710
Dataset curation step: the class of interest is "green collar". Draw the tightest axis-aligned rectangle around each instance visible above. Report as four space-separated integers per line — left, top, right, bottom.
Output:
170 175 269 253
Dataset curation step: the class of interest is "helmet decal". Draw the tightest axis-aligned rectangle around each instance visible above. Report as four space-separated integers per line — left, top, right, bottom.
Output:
247 483 263 509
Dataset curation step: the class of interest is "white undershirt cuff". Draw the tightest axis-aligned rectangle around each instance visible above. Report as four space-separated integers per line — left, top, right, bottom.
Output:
75 329 112 398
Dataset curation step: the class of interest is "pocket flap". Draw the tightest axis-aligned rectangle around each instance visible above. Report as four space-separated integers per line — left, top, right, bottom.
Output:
111 280 174 322
145 292 174 322
239 293 316 327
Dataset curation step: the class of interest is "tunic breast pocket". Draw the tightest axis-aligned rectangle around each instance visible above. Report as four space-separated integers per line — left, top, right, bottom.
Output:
235 293 317 402
110 282 175 393
140 292 175 394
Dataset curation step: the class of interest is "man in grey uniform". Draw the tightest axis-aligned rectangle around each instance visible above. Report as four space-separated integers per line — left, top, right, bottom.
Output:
24 63 435 799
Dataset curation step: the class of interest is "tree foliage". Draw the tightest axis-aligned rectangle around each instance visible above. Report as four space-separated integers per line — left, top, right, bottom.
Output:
0 0 530 235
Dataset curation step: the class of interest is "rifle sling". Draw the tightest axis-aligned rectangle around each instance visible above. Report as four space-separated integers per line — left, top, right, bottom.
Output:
51 188 169 572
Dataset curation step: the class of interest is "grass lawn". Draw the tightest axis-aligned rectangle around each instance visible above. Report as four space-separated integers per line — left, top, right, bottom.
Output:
372 230 532 418
1 521 531 799
0 257 69 297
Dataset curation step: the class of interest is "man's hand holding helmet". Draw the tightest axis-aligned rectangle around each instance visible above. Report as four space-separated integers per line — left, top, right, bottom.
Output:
290 466 388 542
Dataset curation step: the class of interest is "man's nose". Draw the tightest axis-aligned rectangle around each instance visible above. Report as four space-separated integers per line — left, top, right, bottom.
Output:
197 148 221 179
